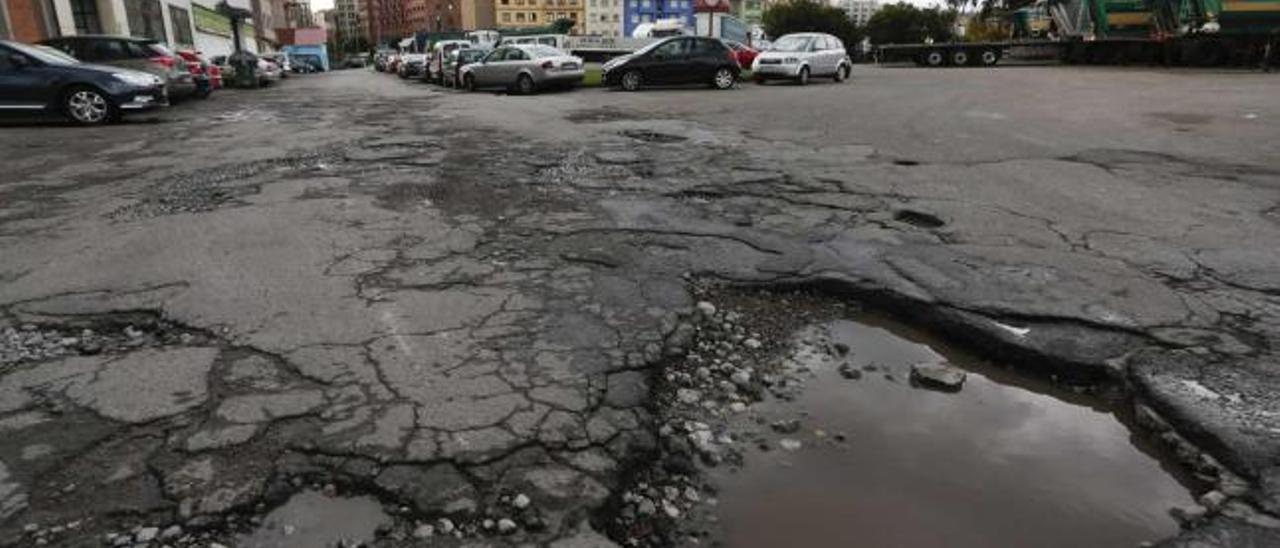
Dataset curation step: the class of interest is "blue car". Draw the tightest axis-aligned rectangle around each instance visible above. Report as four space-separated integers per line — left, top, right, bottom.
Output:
0 40 167 125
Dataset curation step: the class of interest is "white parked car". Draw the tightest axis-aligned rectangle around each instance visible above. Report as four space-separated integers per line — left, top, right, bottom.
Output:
751 32 851 85
257 57 282 85
459 44 584 94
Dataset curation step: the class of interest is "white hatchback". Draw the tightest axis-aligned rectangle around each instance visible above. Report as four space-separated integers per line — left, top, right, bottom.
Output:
751 32 852 85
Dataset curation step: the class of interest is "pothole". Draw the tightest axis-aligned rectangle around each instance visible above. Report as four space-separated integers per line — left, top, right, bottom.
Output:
892 159 921 166
893 209 946 229
1 313 214 370
565 108 644 123
606 286 1203 548
711 315 1199 548
238 490 391 548
106 155 335 220
620 129 689 144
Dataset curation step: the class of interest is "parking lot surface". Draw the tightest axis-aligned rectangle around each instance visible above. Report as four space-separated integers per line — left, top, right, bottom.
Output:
1 66 1279 547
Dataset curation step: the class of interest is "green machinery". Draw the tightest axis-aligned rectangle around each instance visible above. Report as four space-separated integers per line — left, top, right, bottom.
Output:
1149 0 1280 63
881 0 1277 66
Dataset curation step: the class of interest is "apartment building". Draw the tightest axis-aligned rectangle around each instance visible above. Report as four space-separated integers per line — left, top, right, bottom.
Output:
494 0 582 31
329 0 364 46
365 0 408 45
0 0 258 55
833 0 878 26
458 0 492 30
583 0 619 36
0 0 62 42
405 0 459 32
622 0 693 37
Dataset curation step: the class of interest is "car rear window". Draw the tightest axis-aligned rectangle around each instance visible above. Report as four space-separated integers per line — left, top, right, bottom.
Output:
90 40 128 61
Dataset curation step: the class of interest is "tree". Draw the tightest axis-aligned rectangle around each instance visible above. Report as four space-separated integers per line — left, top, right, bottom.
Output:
864 3 958 45
761 0 865 51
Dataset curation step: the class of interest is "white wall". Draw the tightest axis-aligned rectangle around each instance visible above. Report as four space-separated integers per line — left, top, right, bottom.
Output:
191 0 257 57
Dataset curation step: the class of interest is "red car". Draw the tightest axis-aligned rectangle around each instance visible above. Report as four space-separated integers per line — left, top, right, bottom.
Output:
176 49 218 96
727 41 759 68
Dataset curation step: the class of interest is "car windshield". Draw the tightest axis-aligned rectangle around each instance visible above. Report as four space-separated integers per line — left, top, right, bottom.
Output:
34 45 80 64
8 41 78 65
524 45 564 58
770 35 813 52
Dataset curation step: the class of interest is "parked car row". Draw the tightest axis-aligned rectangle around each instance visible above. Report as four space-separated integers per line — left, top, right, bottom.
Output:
374 33 851 95
380 41 586 94
209 53 285 87
2 36 193 125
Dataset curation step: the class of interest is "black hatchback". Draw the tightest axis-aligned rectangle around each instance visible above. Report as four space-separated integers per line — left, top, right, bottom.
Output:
0 40 167 125
602 36 740 91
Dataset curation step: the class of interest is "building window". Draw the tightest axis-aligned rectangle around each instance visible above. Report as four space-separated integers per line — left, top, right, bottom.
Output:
125 0 167 42
69 0 102 34
501 0 508 4
516 12 525 21
502 12 510 21
168 5 193 45
530 12 537 21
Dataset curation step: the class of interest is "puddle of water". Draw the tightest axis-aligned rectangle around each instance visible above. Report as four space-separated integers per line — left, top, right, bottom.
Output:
714 316 1197 548
238 490 391 548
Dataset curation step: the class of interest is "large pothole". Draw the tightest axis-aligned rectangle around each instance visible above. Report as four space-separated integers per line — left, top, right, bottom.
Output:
605 286 1208 548
712 314 1199 548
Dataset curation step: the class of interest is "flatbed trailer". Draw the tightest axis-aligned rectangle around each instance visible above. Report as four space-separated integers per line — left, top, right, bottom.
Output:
877 0 1279 68
875 38 1166 67
876 34 1277 67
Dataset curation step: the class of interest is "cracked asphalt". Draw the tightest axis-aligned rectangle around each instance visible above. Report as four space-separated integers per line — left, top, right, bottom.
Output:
1 65 1278 547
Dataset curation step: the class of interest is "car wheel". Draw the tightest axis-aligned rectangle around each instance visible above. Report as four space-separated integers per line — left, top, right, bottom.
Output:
796 66 810 85
464 74 477 92
63 86 116 125
833 63 850 82
516 74 536 95
620 70 642 91
951 49 970 66
712 67 735 90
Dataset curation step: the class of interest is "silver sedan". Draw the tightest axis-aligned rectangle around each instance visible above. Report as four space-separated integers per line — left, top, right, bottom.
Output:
459 44 584 94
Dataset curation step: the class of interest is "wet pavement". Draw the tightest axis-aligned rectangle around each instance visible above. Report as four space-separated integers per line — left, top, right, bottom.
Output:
715 317 1198 548
1 67 1278 547
239 491 389 548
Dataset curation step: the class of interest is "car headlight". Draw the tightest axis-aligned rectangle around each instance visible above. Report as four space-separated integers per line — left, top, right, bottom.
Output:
114 72 159 87
784 57 799 64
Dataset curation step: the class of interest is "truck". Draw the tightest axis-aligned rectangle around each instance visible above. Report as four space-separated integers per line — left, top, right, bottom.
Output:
876 0 1279 68
484 14 747 63
486 19 691 62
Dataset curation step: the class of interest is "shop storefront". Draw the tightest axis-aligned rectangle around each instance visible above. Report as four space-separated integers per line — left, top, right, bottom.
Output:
191 0 257 56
